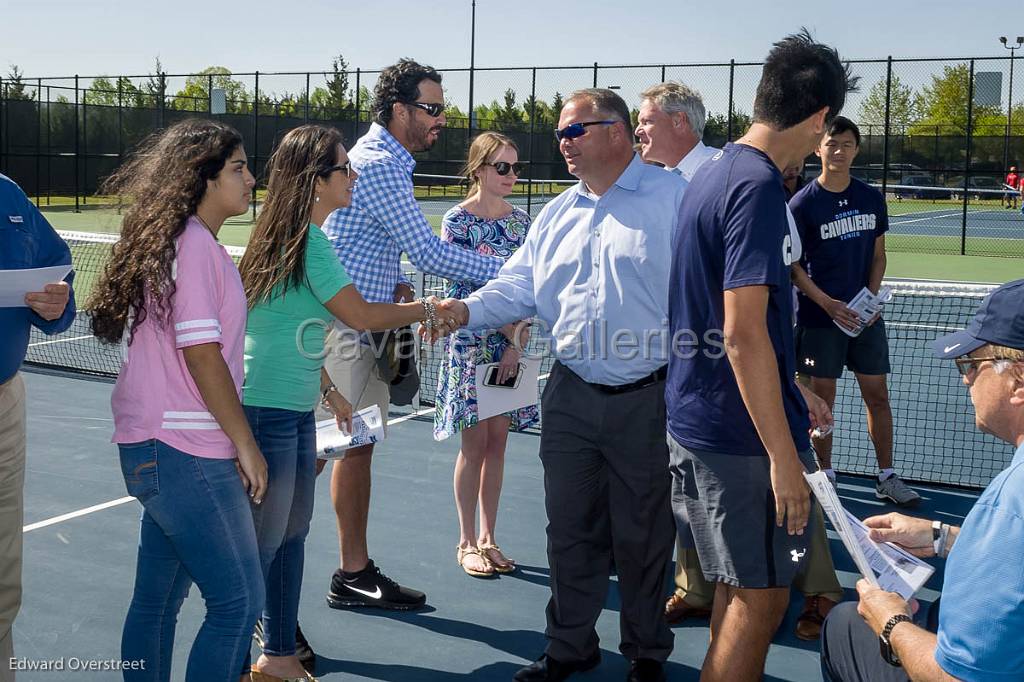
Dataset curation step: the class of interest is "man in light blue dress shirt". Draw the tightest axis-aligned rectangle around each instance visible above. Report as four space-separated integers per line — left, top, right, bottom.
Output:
441 89 686 682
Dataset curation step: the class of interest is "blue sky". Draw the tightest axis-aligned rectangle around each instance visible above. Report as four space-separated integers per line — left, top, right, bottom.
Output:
5 1 1023 120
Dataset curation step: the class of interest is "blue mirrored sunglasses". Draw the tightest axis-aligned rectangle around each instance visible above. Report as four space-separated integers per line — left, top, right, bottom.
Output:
554 120 618 142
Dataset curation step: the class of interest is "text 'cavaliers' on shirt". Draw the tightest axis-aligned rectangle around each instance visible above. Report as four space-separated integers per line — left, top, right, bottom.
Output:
788 176 889 328
666 142 810 457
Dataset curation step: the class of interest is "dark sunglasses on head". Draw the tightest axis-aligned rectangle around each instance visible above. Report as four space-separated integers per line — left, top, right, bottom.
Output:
320 162 352 178
486 161 525 176
554 120 618 142
407 101 445 117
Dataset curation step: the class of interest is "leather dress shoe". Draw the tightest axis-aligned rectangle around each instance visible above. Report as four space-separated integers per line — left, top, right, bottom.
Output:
664 593 712 624
513 652 601 681
627 658 666 682
795 595 838 641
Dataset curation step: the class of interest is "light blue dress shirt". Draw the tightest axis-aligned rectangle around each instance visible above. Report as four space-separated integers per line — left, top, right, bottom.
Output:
464 155 687 386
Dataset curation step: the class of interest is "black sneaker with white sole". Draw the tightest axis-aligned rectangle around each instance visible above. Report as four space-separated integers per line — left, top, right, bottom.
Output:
252 621 317 675
326 559 426 610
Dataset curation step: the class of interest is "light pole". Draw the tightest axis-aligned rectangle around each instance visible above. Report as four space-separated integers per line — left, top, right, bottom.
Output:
999 36 1023 173
468 0 476 134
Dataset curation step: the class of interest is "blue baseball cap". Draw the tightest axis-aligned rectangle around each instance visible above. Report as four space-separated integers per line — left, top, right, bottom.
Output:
933 279 1024 359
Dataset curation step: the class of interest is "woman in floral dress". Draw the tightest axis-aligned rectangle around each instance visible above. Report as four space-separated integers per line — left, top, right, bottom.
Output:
434 132 539 578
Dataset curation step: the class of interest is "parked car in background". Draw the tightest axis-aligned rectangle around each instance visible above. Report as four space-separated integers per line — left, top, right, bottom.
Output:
894 175 951 200
946 175 1005 201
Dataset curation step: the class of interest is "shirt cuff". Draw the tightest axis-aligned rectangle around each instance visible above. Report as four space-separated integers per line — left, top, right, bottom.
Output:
464 297 485 330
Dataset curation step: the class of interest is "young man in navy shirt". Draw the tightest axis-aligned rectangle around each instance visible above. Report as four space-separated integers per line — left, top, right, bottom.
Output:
790 117 921 507
666 30 855 680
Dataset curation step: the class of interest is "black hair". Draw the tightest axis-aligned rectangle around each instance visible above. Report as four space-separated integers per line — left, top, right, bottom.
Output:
826 115 861 146
753 28 859 130
372 58 443 127
566 88 633 138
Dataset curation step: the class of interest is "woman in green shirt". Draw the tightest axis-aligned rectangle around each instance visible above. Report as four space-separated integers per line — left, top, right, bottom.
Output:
238 125 443 682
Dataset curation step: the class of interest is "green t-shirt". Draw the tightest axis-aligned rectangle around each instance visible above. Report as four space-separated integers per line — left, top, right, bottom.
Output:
243 224 352 411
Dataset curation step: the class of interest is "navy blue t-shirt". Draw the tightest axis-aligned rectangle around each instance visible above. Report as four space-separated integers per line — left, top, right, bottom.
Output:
790 177 888 328
666 143 810 457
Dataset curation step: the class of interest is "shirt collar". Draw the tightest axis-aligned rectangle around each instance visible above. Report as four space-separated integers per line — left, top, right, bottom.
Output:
673 141 708 176
367 122 416 173
573 153 645 199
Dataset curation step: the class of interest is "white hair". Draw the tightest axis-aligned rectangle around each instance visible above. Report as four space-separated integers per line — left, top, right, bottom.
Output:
640 81 707 138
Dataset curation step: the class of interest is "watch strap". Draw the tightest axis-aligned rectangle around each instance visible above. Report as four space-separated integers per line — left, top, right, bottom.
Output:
879 614 913 667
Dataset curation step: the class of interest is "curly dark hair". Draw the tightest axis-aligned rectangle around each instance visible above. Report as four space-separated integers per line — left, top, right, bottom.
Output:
89 119 243 344
372 58 442 127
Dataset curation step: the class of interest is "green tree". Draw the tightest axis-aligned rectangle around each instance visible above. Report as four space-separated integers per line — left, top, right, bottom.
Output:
703 110 752 142
324 54 351 110
522 95 554 129
909 64 999 135
85 76 119 105
171 66 251 113
5 64 34 100
551 92 564 116
493 88 524 129
858 75 920 132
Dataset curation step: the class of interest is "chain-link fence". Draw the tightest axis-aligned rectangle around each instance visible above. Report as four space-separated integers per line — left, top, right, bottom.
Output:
3 56 1024 256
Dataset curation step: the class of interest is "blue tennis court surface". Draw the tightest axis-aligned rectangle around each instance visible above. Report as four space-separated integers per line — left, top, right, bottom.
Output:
889 205 1024 239
16 369 983 681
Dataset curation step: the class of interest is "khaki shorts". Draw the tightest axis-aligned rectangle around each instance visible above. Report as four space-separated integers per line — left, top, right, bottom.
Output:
318 327 390 435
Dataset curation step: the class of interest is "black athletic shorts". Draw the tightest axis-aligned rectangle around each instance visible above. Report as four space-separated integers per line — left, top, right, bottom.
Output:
796 319 890 379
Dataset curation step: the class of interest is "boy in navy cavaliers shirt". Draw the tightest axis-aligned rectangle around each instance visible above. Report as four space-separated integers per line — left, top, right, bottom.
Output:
790 116 920 507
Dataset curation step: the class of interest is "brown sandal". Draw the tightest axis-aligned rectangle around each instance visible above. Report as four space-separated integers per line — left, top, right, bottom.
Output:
250 668 318 682
479 543 516 574
457 545 495 577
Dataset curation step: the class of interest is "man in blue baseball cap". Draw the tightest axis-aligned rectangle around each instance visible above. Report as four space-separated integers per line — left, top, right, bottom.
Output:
820 278 1024 681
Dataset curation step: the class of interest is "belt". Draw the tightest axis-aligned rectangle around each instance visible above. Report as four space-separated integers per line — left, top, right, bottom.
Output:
588 366 667 395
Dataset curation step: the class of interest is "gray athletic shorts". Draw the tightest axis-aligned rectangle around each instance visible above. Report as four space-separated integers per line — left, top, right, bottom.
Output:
667 435 817 589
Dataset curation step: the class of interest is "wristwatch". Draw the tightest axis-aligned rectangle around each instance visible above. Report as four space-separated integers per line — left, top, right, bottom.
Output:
321 383 338 405
879 614 913 666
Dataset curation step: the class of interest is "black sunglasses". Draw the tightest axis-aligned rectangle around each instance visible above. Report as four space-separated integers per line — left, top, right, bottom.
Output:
953 356 1012 377
486 161 525 176
406 101 445 118
554 120 618 142
320 162 352 178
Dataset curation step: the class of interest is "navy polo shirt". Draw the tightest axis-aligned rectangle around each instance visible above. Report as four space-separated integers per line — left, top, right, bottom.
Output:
789 177 888 328
666 143 809 456
0 174 76 383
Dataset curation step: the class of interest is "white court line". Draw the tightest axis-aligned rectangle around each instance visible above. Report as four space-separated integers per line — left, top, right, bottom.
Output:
27 334 95 348
891 212 962 225
23 496 135 533
22 405 438 533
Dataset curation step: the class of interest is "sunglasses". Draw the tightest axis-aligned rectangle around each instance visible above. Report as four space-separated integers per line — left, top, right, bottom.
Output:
407 101 445 118
486 161 525 176
953 356 1010 376
320 162 352 178
554 120 618 142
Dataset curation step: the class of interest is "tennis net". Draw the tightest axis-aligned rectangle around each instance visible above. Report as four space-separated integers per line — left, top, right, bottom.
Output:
25 231 1009 488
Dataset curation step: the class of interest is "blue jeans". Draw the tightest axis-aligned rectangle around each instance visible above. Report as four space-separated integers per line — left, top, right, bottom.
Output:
243 406 317 663
119 439 263 682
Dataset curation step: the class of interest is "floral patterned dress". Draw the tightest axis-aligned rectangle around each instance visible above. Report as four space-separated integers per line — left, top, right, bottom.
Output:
433 205 540 441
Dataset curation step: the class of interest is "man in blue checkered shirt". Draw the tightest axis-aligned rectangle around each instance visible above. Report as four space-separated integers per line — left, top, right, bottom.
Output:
319 59 504 618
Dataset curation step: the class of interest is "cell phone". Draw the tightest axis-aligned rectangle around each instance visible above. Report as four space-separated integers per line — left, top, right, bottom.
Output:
483 364 523 389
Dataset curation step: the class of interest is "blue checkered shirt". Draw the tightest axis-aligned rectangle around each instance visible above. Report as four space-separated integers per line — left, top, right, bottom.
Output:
323 123 503 304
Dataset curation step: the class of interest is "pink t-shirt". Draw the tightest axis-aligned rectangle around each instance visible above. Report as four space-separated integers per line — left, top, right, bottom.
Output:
111 218 247 459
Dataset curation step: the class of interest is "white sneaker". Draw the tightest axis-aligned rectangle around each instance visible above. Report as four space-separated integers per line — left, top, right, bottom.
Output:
875 474 921 507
